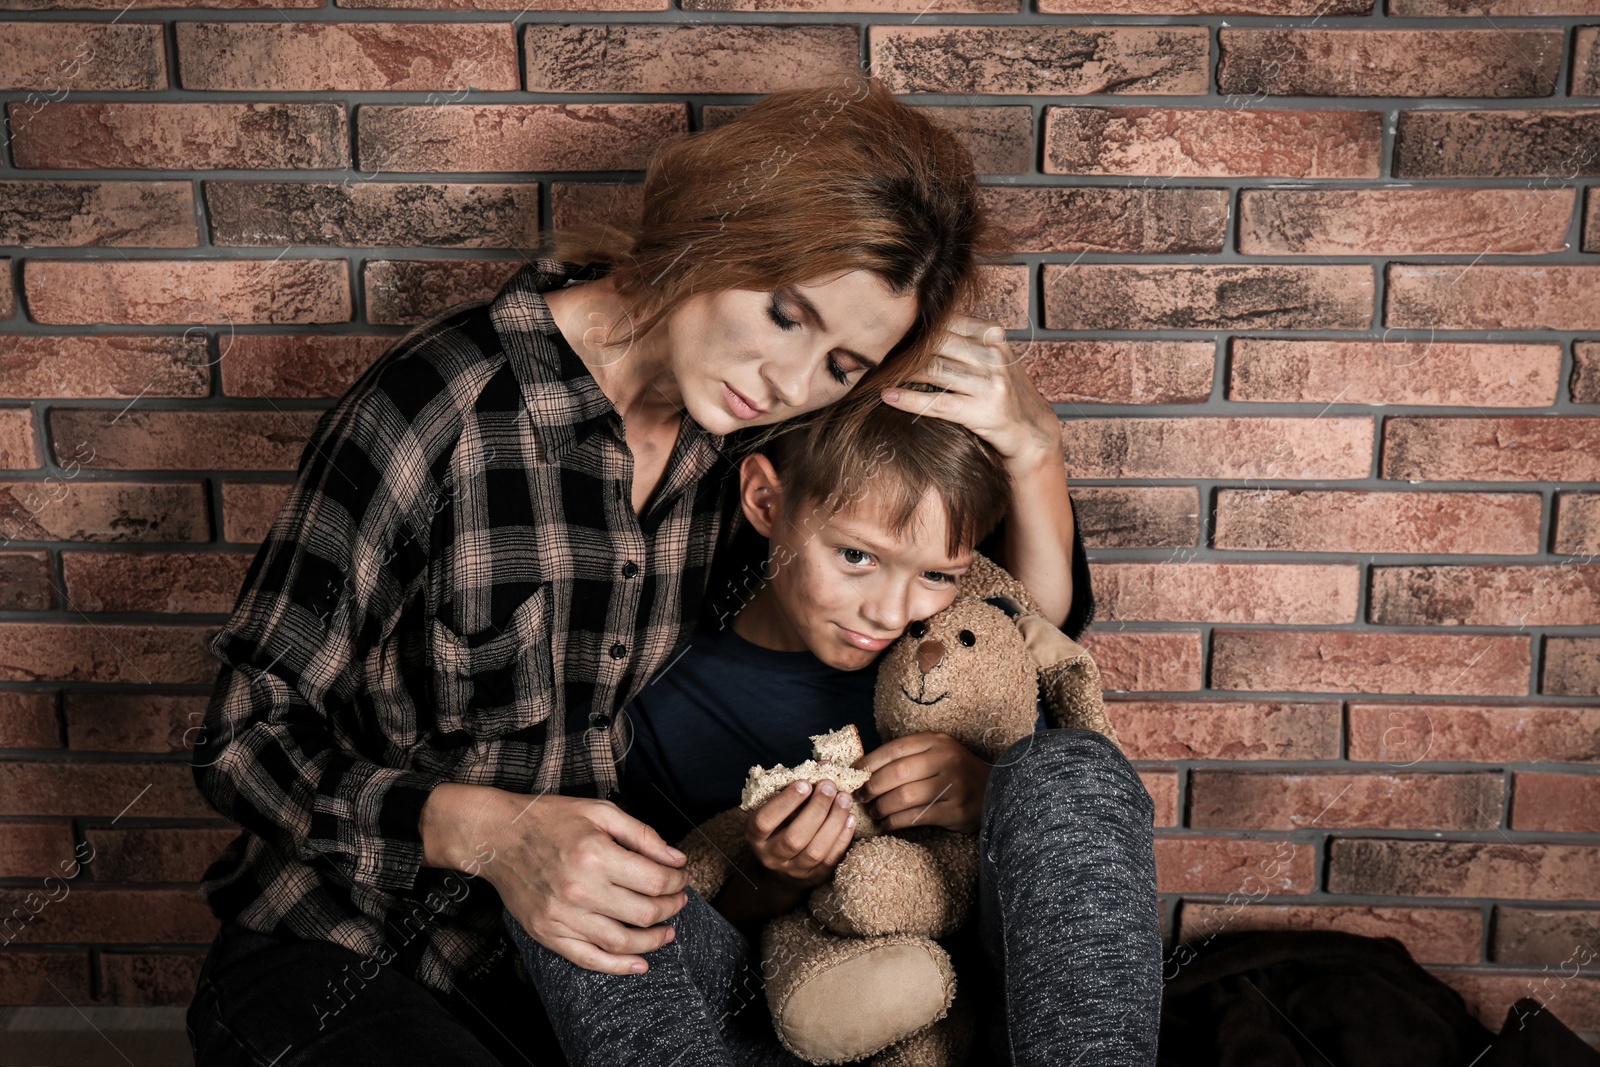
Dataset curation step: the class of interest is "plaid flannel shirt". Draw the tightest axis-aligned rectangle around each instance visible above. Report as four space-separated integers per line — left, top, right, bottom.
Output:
191 257 743 996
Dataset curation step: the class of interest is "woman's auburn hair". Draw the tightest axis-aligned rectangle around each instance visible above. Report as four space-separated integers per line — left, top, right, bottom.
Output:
534 66 1020 460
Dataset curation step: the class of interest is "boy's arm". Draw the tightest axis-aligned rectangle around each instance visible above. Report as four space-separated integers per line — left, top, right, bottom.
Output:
710 850 808 937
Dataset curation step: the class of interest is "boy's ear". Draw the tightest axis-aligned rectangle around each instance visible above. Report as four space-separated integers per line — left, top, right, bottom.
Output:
738 453 784 538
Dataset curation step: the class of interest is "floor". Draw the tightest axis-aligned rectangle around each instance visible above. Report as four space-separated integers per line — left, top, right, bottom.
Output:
0 1008 193 1067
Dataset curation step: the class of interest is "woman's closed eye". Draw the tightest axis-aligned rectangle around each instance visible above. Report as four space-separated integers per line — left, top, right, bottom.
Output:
767 294 856 386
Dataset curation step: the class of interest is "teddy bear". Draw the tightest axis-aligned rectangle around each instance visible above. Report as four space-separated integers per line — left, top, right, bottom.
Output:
674 550 1121 1065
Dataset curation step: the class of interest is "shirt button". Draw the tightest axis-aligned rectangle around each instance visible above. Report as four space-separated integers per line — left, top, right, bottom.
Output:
590 712 612 728
621 561 638 578
610 642 627 660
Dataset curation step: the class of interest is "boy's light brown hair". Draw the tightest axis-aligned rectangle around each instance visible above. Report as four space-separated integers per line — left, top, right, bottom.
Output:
753 392 1012 561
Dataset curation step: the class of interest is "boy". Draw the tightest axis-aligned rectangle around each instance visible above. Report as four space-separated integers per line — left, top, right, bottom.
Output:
612 399 1093 939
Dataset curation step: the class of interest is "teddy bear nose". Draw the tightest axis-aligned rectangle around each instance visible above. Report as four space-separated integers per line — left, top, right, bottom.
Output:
916 640 946 675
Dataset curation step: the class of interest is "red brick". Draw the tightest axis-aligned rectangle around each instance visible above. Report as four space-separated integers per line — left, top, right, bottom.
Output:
1044 263 1373 330
0 625 216 684
1329 839 1600 901
9 102 349 170
205 181 541 248
0 952 91 1005
0 481 209 543
1493 907 1600 967
221 482 292 544
0 690 60 749
0 23 166 91
0 822 76 878
688 0 1010 11
1219 29 1561 98
1433 967 1600 1033
220 334 393 398
1094 562 1358 625
1212 630 1531 697
84 827 239 883
61 552 253 614
0 762 212 818
1024 341 1214 405
1139 770 1179 827
0 887 216 944
1384 417 1600 483
1043 0 1370 9
0 409 39 469
359 103 684 173
64 691 208 754
95 952 209 1007
1372 565 1600 628
27 259 350 326
1045 106 1383 177
701 102 1036 175
1240 188 1572 257
1079 631 1204 693
1576 341 1600 403
1059 416 1373 480
0 181 198 247
1545 638 1600 698
177 22 517 92
1229 338 1561 407
1512 773 1600 833
984 186 1226 255
1389 264 1600 331
1557 494 1600 558
0 259 11 319
50 409 322 471
872 25 1207 96
0 551 53 610
527 23 856 94
1394 0 1592 11
1395 109 1600 179
1113 699 1340 761
0 335 210 398
1577 27 1600 97
968 264 1029 328
1155 836 1315 895
1216 489 1542 555
1190 771 1504 831
1179 902 1481 964
363 259 518 325
1349 703 1600 765
1072 486 1203 550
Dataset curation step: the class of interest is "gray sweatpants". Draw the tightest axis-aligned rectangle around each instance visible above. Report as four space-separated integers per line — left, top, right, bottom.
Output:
504 727 1163 1065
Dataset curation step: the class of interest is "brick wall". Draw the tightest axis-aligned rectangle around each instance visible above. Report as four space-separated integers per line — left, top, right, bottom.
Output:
2 0 1598 1046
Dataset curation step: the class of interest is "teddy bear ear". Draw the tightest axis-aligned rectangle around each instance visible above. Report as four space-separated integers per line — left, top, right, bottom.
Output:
982 594 1025 619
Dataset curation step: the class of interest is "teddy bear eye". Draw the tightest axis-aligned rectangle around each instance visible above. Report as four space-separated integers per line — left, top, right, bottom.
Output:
958 630 976 647
909 620 927 639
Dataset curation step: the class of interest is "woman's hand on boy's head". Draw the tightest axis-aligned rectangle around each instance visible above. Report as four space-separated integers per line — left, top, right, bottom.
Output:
877 312 1058 471
852 732 992 837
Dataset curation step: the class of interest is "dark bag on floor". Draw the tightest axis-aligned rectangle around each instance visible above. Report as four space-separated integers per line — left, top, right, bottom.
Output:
1158 929 1599 1067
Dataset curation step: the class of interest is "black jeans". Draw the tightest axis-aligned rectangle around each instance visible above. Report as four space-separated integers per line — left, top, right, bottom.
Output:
186 918 568 1067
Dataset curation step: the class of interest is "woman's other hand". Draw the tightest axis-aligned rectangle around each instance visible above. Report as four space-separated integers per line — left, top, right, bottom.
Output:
744 778 858 891
420 783 690 976
852 731 992 836
877 312 1058 471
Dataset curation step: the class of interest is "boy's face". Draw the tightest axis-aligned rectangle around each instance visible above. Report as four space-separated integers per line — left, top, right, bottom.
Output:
732 453 976 671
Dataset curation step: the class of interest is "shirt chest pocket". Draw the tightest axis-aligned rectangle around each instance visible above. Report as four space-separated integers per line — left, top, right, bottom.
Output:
428 585 558 740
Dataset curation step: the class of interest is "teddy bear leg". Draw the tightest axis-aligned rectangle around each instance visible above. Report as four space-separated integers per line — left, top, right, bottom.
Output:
808 832 976 940
759 909 957 1066
863 975 977 1067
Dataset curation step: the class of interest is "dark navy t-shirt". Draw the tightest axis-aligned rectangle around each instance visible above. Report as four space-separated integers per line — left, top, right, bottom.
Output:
613 622 1047 848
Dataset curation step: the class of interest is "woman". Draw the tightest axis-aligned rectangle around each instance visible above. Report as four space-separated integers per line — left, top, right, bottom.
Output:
185 71 1088 1066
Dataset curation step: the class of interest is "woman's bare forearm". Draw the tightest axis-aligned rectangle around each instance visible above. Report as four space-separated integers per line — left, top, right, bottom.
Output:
992 448 1077 628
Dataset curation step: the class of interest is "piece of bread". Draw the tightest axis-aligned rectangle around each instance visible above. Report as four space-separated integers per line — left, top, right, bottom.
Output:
740 724 872 811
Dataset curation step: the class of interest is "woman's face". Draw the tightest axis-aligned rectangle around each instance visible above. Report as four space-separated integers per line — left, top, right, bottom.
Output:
668 270 922 435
